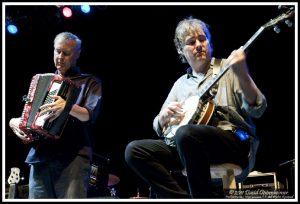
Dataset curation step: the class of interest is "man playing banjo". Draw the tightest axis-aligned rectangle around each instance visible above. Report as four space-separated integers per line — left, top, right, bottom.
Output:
125 16 267 198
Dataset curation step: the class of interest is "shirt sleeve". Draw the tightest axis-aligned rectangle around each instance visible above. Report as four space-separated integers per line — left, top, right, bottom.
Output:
240 88 267 118
153 116 164 137
231 69 267 119
153 80 179 137
82 76 102 123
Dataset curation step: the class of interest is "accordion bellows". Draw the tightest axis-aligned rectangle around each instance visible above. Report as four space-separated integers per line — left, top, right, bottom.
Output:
19 73 80 141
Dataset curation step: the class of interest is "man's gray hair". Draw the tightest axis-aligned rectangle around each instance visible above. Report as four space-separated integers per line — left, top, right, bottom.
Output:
54 32 82 51
174 17 213 63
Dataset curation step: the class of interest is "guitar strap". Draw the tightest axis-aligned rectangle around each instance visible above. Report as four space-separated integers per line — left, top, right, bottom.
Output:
211 57 222 76
209 57 223 95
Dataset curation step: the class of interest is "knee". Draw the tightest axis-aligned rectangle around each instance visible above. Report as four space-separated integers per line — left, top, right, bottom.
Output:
174 125 193 145
124 140 143 165
175 125 207 146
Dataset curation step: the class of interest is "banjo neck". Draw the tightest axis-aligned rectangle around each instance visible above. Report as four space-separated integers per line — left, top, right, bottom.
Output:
198 7 294 99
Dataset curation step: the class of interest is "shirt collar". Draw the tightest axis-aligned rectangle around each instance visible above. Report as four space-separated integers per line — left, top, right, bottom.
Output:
186 67 207 79
186 58 215 79
55 66 82 77
186 67 197 79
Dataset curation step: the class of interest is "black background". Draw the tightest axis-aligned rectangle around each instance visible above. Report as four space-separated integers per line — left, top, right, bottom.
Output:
4 4 296 198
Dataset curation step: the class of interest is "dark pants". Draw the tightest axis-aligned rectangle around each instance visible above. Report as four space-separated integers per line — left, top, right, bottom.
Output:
125 124 250 198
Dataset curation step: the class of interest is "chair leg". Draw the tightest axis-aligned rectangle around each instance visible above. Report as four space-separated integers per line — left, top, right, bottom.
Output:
148 187 157 198
221 169 237 190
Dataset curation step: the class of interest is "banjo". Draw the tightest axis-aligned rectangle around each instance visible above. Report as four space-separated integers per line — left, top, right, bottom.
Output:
163 7 294 139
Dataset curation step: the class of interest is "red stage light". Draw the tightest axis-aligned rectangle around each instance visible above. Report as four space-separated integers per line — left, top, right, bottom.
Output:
62 7 72 18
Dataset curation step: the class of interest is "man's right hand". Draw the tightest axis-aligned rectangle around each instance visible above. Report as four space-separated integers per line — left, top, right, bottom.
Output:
9 118 33 144
158 101 185 129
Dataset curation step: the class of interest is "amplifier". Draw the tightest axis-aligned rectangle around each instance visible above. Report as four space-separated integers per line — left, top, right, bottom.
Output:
238 171 283 190
278 159 295 197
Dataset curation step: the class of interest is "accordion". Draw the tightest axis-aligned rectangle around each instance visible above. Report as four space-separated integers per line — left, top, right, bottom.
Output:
19 73 80 141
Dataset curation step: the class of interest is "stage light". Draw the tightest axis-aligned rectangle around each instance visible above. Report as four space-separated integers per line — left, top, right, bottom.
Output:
7 24 18 34
81 5 90 14
62 6 72 18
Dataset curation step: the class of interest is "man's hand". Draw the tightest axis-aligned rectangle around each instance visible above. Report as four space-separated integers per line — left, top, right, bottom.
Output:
39 95 66 122
225 47 249 78
158 101 185 129
9 118 33 144
225 47 258 105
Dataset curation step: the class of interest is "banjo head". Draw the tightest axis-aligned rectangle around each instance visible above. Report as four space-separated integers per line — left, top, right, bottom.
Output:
165 95 200 138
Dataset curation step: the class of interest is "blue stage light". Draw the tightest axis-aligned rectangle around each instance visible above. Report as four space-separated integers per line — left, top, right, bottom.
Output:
7 24 18 34
81 5 90 14
235 130 249 141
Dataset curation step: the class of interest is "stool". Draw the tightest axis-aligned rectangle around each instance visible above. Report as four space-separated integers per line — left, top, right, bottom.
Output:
182 163 242 190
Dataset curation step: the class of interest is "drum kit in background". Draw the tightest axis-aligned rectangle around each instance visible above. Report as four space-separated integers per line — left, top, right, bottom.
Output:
87 172 121 198
90 175 121 197
88 154 149 199
87 154 121 198
107 174 120 187
129 188 149 199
